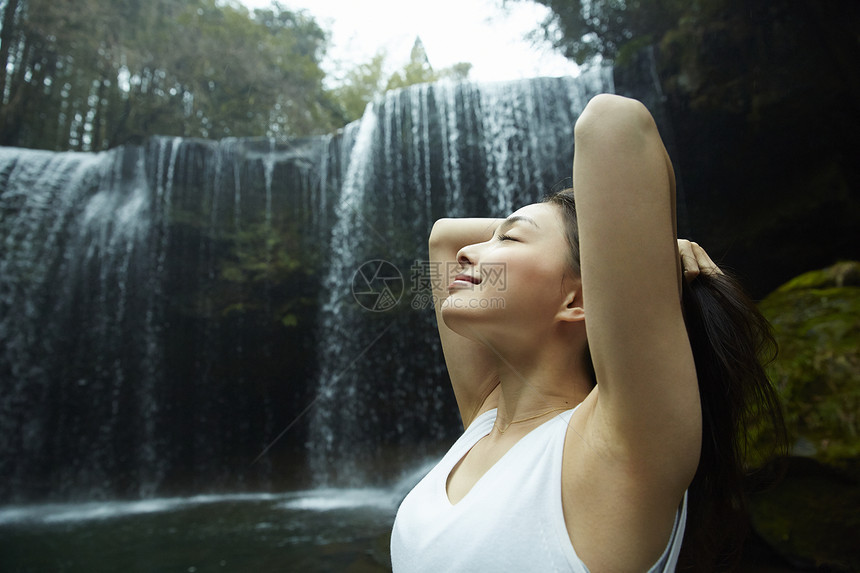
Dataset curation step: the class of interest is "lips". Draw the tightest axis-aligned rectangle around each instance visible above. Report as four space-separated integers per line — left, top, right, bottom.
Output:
448 272 481 291
454 272 481 285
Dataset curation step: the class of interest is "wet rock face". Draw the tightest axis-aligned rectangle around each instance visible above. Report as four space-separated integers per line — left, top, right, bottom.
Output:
747 456 860 571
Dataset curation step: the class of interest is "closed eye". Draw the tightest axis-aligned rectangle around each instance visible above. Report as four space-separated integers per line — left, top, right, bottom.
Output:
497 234 518 242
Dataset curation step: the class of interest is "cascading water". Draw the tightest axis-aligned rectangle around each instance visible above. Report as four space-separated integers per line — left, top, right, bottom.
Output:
0 144 165 500
0 68 614 502
0 136 344 502
308 68 614 486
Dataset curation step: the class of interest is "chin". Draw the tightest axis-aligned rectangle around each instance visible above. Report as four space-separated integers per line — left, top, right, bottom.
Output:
441 293 503 333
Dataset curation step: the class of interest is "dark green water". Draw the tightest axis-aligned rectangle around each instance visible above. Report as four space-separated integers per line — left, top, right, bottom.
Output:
0 490 401 572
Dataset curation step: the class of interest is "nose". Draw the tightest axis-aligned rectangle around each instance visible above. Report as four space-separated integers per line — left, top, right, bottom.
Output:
455 243 477 269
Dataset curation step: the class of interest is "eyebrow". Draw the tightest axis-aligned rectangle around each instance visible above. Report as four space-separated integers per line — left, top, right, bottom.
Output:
497 215 540 234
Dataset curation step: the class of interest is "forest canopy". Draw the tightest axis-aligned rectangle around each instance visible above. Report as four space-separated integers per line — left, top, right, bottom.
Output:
0 0 345 149
0 0 471 151
3 0 857 154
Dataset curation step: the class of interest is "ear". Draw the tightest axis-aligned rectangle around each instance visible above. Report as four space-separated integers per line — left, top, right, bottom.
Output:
556 287 585 323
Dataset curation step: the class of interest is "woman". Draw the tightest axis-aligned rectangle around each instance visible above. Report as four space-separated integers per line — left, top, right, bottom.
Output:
390 94 784 572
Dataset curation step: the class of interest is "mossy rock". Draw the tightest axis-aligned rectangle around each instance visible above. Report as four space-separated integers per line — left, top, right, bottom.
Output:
748 457 860 571
749 263 860 570
758 261 860 470
772 261 860 294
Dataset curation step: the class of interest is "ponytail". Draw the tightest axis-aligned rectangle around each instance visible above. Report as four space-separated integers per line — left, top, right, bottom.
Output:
678 271 787 571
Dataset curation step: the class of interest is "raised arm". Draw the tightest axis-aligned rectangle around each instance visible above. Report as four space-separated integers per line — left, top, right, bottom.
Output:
572 95 701 480
428 218 503 427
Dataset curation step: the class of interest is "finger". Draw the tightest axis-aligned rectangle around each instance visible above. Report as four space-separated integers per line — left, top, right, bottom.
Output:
677 239 699 282
690 242 724 276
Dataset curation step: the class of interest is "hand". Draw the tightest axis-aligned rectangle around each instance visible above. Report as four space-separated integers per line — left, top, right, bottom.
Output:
678 239 723 282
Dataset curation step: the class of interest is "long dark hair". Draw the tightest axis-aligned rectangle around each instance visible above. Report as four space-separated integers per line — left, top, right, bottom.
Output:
545 190 787 570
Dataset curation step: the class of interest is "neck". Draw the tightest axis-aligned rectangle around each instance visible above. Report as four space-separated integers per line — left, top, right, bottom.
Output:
488 334 592 432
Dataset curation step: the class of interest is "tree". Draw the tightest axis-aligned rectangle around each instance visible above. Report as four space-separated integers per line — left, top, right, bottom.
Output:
438 62 473 82
386 37 436 91
329 38 473 123
0 0 343 150
513 0 688 65
330 50 387 123
386 36 472 91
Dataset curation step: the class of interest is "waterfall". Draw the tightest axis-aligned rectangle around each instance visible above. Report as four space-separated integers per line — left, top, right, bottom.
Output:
0 69 615 502
308 69 614 486
0 136 343 502
0 144 162 500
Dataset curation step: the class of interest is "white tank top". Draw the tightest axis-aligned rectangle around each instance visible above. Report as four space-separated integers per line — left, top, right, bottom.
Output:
391 407 687 572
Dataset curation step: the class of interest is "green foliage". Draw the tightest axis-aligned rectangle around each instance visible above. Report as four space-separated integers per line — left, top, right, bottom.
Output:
759 262 860 468
330 50 387 123
519 0 860 126
166 199 319 330
439 63 472 81
213 221 315 328
386 37 437 91
0 2 473 146
0 0 343 150
220 223 301 286
514 0 686 65
386 37 472 92
774 261 860 294
329 38 472 124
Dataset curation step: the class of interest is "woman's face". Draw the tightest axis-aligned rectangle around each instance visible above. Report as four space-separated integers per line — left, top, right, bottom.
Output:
443 203 581 342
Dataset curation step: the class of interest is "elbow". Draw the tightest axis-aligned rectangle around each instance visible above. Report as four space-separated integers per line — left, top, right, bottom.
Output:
574 94 657 144
428 218 455 252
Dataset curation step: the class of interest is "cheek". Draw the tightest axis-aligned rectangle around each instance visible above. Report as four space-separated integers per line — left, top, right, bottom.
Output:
496 259 565 311
505 252 564 288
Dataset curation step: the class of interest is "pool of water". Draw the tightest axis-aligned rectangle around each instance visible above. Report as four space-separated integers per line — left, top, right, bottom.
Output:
0 488 404 572
0 477 813 572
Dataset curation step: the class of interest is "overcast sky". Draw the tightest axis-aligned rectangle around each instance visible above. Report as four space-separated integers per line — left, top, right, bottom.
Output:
238 0 579 83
